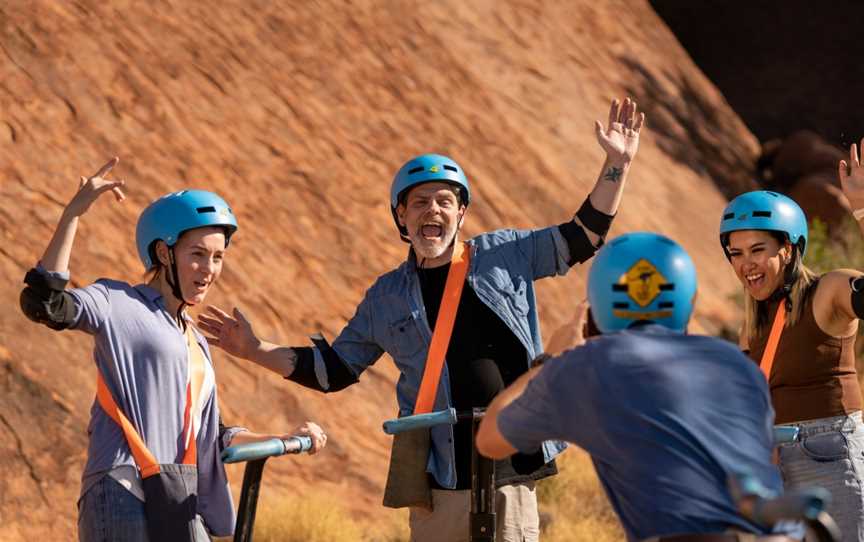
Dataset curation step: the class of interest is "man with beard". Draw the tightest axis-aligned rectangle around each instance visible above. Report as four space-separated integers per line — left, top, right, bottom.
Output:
198 97 645 541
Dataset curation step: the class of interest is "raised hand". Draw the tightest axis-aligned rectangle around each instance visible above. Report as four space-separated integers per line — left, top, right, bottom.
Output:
198 305 259 359
594 97 645 165
284 421 327 454
545 299 590 355
839 138 864 214
65 157 126 217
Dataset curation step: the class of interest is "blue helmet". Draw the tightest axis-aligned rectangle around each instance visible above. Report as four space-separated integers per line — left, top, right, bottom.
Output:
389 153 470 241
135 190 238 269
587 232 697 333
719 191 808 259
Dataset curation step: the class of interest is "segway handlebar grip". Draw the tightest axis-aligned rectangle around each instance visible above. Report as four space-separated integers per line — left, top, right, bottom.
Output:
283 435 313 454
221 436 313 463
383 408 458 435
773 425 800 445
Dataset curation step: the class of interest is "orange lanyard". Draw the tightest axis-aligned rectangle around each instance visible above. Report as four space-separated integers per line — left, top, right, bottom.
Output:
759 302 786 380
412 242 471 414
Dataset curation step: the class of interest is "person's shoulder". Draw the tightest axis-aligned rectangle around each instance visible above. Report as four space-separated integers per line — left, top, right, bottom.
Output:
366 262 410 298
76 277 134 297
93 277 133 289
470 228 526 250
684 332 741 349
816 269 859 297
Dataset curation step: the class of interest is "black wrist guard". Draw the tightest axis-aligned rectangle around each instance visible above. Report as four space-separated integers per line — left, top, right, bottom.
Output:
850 277 864 320
575 197 615 239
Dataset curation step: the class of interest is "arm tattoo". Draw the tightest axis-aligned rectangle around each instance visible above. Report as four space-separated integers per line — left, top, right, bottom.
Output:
603 167 623 182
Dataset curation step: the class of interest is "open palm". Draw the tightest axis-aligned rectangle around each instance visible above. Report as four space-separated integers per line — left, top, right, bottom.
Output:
840 138 864 212
595 98 645 163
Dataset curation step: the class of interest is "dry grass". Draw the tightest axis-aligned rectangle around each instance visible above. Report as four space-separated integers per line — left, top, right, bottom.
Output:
537 448 624 542
246 490 409 542
245 448 622 541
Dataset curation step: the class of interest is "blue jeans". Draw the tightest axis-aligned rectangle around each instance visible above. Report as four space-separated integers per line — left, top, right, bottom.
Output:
777 411 864 542
78 475 211 542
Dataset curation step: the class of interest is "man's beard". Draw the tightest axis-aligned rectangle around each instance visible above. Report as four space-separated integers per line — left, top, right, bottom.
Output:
410 224 458 261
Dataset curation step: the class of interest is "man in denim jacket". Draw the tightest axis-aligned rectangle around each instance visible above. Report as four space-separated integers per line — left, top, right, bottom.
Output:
200 97 645 541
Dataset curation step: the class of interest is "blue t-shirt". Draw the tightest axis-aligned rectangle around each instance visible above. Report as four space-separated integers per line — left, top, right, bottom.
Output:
497 324 782 541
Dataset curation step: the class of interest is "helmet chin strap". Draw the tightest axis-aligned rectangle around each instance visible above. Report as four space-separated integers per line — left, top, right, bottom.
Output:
768 246 799 312
165 247 189 326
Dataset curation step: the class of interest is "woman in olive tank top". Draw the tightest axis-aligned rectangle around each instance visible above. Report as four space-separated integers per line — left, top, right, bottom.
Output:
718 140 864 541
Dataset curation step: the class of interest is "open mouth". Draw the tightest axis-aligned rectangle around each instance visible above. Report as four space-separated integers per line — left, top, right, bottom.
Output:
745 272 765 290
420 222 443 240
193 280 210 292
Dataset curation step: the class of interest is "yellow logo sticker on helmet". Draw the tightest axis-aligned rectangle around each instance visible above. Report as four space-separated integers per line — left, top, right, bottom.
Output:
620 258 667 308
429 165 439 173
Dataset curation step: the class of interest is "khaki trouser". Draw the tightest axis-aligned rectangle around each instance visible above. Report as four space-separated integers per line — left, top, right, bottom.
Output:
408 482 539 542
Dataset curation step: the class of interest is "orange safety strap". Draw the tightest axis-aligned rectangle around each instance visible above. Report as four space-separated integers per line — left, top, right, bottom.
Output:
182 325 206 465
96 373 162 478
759 302 787 380
413 241 471 414
95 324 206 478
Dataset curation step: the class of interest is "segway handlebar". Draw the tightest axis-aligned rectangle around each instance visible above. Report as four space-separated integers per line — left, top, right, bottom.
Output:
383 408 487 435
730 473 841 541
221 436 313 464
383 408 458 434
773 426 800 445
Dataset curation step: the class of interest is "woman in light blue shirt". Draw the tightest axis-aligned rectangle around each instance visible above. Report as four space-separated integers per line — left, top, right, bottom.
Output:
20 158 327 541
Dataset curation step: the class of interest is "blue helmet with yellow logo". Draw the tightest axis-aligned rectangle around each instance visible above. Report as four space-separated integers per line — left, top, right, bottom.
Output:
587 232 697 333
390 153 471 241
719 190 808 259
136 189 238 269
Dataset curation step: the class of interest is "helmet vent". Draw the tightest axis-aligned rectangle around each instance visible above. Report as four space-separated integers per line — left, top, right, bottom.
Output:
658 302 674 309
443 165 458 172
612 284 628 292
196 206 216 213
723 213 735 220
659 284 675 291
408 166 424 175
613 302 629 309
752 211 772 218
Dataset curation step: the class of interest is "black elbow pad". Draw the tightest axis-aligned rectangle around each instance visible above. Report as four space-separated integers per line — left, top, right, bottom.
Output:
557 221 599 265
20 269 76 330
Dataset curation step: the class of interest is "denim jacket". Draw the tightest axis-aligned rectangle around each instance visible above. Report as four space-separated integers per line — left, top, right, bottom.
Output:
327 226 573 488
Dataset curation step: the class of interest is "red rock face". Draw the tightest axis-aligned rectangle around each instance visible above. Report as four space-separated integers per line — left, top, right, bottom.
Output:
757 131 850 231
0 1 756 537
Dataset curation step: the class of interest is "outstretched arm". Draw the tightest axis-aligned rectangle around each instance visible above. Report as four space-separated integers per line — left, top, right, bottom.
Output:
579 97 645 245
840 138 864 239
198 306 299 377
21 158 125 331
41 157 125 272
556 98 645 267
814 139 864 334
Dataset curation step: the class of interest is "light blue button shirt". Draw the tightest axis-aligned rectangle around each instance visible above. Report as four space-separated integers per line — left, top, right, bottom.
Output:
53 274 237 537
325 226 573 488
